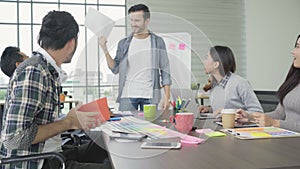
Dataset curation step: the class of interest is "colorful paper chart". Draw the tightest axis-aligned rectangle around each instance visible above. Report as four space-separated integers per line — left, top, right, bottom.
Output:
222 127 300 140
105 116 203 144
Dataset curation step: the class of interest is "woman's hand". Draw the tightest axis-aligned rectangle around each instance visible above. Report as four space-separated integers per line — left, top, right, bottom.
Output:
198 105 210 113
236 109 253 123
252 112 280 127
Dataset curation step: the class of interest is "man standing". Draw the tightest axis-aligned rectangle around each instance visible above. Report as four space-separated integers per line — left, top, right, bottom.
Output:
99 4 172 111
0 11 110 169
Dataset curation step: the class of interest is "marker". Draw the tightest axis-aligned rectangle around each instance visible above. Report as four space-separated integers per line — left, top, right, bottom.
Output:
184 98 191 108
108 117 121 121
181 100 186 108
169 100 175 107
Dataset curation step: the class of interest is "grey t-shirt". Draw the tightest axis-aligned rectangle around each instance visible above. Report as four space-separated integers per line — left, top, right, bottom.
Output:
209 73 263 113
267 84 300 132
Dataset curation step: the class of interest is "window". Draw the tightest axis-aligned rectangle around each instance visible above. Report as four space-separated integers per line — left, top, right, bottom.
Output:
0 0 126 107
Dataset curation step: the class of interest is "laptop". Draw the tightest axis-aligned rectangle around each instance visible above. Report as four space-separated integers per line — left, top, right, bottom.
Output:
170 88 198 114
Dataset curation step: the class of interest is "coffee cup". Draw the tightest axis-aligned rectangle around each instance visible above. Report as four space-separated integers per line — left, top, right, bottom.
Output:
143 104 157 121
221 109 236 129
170 112 194 133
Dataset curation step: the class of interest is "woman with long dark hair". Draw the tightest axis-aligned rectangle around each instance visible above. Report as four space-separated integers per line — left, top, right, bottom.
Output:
199 46 263 115
237 35 300 132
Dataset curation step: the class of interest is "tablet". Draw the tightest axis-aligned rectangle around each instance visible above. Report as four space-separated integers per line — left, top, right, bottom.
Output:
141 142 181 149
197 113 217 120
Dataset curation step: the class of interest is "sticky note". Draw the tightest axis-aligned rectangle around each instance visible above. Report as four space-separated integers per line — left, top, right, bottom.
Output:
205 131 226 137
178 43 186 50
169 43 176 50
180 135 204 144
249 132 271 138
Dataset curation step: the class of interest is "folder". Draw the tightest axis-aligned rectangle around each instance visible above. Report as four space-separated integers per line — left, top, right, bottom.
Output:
78 97 110 122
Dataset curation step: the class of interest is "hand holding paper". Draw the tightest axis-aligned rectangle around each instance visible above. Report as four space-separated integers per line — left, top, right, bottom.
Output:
99 36 109 54
84 7 115 38
65 103 101 130
78 97 111 123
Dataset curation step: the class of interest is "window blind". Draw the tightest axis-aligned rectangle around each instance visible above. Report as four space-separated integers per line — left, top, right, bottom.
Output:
127 0 246 88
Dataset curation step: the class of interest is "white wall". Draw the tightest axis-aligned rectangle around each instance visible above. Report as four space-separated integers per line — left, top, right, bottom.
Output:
246 0 300 90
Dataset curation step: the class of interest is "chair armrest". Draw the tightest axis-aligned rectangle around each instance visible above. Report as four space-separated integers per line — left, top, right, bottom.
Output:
0 152 65 169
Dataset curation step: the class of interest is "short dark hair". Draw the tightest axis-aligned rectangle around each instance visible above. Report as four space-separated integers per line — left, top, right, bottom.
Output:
38 11 79 50
209 45 236 76
0 46 23 77
128 4 150 20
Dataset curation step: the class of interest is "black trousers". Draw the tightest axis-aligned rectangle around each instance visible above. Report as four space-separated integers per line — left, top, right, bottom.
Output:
42 141 111 169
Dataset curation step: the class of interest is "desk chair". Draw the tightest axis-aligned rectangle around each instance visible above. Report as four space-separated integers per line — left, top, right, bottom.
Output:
254 90 279 112
0 152 65 169
0 111 66 168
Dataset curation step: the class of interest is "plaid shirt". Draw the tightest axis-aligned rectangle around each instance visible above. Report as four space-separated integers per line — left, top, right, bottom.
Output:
0 52 61 169
212 71 232 89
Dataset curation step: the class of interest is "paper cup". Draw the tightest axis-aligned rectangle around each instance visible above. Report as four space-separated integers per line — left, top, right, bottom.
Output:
221 109 236 129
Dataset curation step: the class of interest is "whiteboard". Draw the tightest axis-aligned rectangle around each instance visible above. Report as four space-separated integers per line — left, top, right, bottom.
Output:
159 32 191 89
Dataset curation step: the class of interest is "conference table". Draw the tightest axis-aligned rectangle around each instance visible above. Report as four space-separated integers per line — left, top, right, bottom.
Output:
89 110 300 169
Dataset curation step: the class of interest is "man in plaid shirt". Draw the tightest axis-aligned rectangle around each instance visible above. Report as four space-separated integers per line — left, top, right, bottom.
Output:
0 11 110 169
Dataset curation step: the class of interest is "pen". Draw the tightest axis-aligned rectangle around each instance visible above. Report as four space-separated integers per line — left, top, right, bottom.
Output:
108 117 121 121
235 127 264 132
112 130 134 134
169 100 175 107
226 129 240 136
181 100 186 109
184 98 191 108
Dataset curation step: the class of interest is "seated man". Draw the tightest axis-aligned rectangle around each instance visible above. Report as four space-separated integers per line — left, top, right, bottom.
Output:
0 47 28 132
0 11 110 169
0 46 29 77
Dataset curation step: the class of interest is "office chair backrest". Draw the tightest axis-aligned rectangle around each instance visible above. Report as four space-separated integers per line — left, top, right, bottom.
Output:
254 90 279 112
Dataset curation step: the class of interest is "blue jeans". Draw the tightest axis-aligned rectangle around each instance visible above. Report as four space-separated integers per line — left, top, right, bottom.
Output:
119 98 152 111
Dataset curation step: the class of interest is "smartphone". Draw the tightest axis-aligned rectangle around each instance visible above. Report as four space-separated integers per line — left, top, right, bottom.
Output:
141 142 181 149
110 133 147 141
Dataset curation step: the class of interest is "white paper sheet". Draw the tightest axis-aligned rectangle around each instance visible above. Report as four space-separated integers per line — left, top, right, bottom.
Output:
84 7 115 38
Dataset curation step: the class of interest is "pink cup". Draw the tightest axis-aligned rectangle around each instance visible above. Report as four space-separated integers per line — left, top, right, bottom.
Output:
170 113 194 133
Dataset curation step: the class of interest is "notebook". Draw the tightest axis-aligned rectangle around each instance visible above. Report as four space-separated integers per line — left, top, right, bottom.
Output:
78 97 110 122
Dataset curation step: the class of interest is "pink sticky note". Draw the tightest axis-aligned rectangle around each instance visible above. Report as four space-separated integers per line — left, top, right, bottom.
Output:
169 43 176 50
178 43 186 50
138 112 144 116
180 135 204 144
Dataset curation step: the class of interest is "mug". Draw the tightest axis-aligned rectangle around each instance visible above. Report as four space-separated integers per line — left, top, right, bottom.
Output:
143 104 157 121
170 112 194 133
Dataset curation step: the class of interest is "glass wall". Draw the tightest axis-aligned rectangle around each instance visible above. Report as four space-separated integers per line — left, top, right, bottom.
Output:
0 0 126 107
